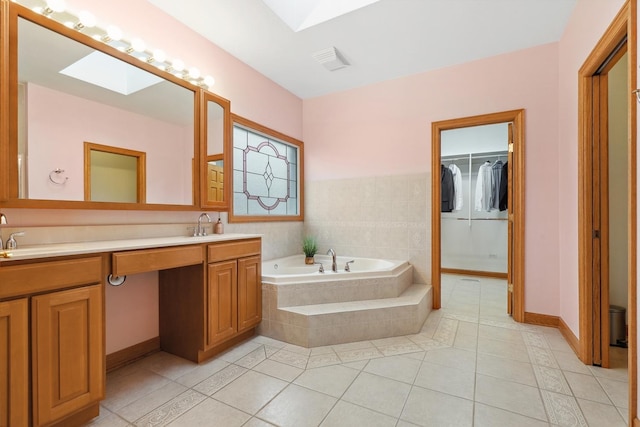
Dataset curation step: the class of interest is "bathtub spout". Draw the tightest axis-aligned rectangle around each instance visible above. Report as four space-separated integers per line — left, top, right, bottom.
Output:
327 248 337 272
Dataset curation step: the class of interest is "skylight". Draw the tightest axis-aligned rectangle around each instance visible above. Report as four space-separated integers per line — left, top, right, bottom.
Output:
60 51 163 95
262 0 381 32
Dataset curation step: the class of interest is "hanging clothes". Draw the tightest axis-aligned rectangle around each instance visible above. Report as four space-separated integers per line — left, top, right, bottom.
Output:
448 163 463 211
441 164 454 212
491 160 504 210
474 161 492 212
499 161 508 211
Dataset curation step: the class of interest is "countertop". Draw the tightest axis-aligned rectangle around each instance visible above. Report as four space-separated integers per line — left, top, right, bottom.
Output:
0 233 262 262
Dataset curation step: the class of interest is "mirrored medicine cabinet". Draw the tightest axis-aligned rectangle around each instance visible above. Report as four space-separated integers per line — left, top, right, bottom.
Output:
0 1 231 211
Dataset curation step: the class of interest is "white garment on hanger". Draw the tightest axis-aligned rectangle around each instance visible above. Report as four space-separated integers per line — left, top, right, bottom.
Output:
448 164 463 210
475 161 492 212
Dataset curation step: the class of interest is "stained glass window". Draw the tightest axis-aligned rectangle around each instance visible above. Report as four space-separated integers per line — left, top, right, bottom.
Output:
231 116 303 221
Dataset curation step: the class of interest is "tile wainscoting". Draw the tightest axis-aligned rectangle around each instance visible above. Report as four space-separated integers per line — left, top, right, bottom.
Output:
304 173 430 285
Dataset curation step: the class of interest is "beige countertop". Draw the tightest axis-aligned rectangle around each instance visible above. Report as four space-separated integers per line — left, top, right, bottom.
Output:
0 233 262 262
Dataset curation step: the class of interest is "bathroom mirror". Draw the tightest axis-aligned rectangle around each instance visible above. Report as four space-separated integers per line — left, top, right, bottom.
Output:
201 91 231 208
8 6 199 208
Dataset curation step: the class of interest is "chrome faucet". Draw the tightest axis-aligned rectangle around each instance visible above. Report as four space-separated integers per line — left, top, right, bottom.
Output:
196 213 212 236
327 248 337 272
6 231 25 250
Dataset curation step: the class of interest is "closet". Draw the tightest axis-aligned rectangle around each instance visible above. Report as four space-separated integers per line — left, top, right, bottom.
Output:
440 123 509 276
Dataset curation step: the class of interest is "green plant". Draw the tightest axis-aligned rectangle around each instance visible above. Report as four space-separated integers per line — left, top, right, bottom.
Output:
302 236 318 257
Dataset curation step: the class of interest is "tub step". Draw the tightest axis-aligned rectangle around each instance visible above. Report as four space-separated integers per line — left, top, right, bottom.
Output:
265 284 432 347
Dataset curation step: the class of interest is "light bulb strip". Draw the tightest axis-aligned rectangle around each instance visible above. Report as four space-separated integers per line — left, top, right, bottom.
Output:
21 0 215 89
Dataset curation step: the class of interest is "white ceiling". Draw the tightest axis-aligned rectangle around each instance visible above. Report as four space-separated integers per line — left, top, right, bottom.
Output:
148 0 577 99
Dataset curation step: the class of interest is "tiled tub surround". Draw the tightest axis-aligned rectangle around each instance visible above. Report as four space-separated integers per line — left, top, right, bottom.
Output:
259 255 432 347
304 173 430 285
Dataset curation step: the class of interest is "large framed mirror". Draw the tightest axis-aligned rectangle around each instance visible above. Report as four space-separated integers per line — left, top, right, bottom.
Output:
4 3 206 209
201 91 231 209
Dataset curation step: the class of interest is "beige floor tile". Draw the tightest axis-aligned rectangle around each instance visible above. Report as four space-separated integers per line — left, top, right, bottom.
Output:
478 324 525 343
589 364 629 383
257 384 337 427
218 341 264 363
307 353 342 369
213 371 288 414
117 381 188 422
320 400 396 427
104 369 172 412
269 349 310 368
253 358 304 382
422 347 476 372
133 389 206 426
476 352 536 387
540 390 586 426
138 352 198 381
85 407 131 427
342 372 411 418
401 386 473 427
243 418 277 427
336 347 384 363
577 398 627 427
166 398 251 427
527 345 560 368
193 364 247 396
597 376 629 408
553 350 592 375
414 361 475 400
477 336 530 363
533 365 572 395
236 346 267 369
364 354 422 384
294 364 359 397
174 358 230 388
453 332 478 351
474 403 550 427
563 371 610 404
475 374 547 421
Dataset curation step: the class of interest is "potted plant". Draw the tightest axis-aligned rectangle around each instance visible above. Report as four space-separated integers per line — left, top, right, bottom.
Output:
302 236 318 264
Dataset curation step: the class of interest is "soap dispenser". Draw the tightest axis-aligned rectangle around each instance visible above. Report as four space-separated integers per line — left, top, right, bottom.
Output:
214 217 224 234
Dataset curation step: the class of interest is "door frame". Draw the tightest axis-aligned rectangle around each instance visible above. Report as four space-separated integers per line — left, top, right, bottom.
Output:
577 0 636 421
431 109 525 322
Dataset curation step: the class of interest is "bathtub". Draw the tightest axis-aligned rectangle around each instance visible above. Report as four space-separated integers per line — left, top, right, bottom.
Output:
261 254 408 284
258 254 432 347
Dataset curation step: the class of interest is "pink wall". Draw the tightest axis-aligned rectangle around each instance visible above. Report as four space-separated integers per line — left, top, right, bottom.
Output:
557 0 627 335
27 84 192 204
304 43 562 317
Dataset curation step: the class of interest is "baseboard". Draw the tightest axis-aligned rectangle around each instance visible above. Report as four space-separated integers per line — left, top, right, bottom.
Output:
524 312 560 327
558 317 581 356
523 312 581 359
106 337 161 372
440 268 508 279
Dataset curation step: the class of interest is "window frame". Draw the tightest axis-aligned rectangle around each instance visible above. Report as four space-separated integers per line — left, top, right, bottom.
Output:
229 114 304 223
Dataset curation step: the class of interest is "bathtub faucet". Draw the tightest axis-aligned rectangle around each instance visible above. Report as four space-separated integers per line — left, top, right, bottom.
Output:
327 248 337 272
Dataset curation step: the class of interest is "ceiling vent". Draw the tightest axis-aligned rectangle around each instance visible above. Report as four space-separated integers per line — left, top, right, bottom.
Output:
312 47 349 71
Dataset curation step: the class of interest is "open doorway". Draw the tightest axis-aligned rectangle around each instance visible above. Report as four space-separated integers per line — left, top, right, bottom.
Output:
431 109 525 321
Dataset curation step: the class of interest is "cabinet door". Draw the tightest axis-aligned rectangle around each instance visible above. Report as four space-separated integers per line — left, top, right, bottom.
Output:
207 260 237 347
237 255 262 332
0 298 28 427
32 285 104 427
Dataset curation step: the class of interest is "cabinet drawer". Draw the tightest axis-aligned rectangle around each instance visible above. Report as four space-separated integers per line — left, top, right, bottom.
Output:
207 239 261 263
0 257 103 299
112 245 203 276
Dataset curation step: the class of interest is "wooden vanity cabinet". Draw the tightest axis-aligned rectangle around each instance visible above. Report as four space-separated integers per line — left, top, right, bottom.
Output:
159 238 262 363
0 256 104 427
0 298 29 427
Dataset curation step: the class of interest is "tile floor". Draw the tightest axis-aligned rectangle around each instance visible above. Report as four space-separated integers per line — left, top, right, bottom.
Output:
87 275 629 426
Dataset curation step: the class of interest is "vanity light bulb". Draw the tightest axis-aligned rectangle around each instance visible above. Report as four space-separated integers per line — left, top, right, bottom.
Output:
106 25 123 41
78 11 96 28
188 67 201 79
46 0 66 12
152 49 166 63
131 38 146 52
203 75 215 87
172 59 185 72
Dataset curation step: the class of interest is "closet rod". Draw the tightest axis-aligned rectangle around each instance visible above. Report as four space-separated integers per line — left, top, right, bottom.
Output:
441 151 508 162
